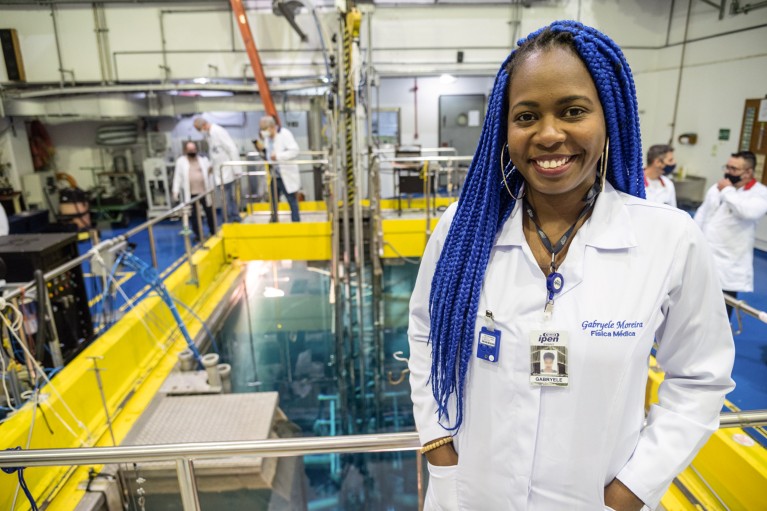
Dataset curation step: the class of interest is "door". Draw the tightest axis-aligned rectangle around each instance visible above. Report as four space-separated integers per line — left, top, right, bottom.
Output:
740 98 767 183
439 94 485 157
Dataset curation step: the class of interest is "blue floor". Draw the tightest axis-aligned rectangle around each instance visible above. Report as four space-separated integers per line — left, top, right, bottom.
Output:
726 249 767 412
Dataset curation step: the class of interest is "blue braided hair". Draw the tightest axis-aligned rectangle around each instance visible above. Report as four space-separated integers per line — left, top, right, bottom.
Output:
428 20 644 431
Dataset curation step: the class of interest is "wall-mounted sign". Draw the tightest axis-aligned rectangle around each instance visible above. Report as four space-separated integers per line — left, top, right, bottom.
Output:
719 128 730 141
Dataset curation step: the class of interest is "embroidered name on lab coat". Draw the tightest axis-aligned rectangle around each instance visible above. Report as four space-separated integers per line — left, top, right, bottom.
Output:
581 320 644 337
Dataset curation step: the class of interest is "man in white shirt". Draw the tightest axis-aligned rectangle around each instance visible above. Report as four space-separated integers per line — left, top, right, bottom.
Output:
259 116 301 222
643 144 677 207
695 151 767 316
193 117 241 222
172 141 215 242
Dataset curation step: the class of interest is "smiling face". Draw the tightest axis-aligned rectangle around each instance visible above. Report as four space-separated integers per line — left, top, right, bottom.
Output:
507 46 606 199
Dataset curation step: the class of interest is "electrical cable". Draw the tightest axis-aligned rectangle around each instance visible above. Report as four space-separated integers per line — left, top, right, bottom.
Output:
169 295 219 354
382 241 420 265
0 313 91 441
3 448 39 511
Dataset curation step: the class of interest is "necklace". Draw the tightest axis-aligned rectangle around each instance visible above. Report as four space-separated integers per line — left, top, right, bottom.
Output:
523 182 599 317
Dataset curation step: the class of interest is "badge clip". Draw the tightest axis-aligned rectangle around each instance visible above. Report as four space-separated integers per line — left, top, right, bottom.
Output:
477 310 501 363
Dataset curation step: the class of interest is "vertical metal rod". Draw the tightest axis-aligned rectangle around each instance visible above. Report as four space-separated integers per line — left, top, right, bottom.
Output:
417 453 424 511
181 207 199 286
268 164 280 223
44 288 64 367
338 15 356 432
148 224 158 268
209 186 219 235
242 275 258 383
219 167 229 224
50 5 66 88
158 11 170 84
13 298 37 381
194 201 205 244
424 161 432 241
175 458 201 511
669 0 692 145
88 356 116 446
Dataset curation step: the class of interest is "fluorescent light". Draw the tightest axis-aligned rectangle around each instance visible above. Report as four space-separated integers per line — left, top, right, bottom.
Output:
439 74 457 84
192 77 209 84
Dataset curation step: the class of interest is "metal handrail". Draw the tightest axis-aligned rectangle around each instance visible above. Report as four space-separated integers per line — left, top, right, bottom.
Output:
724 294 767 323
0 410 764 468
2 189 219 303
379 155 473 164
222 159 329 167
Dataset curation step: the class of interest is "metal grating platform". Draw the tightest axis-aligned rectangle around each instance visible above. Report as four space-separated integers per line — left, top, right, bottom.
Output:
122 392 283 493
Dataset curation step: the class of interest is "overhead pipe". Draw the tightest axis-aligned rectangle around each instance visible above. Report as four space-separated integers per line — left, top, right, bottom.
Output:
229 0 280 124
669 0 693 146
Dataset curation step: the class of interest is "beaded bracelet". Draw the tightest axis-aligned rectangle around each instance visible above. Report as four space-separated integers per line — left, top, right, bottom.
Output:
420 436 453 454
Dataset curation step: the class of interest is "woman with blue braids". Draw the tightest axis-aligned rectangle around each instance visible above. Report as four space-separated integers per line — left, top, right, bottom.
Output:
408 21 735 511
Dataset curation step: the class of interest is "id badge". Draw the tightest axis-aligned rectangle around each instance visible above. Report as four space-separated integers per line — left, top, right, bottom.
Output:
529 329 569 386
477 327 501 363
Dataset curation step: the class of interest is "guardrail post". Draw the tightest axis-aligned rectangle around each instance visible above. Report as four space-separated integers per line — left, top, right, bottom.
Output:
147 225 158 268
181 207 199 286
175 458 201 511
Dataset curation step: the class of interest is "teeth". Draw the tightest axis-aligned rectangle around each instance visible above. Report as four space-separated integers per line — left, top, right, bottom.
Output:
536 157 569 169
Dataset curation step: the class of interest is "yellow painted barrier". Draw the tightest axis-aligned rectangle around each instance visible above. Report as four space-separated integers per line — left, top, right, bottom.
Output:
223 221 332 261
245 197 456 214
381 218 440 259
648 357 767 510
0 236 240 510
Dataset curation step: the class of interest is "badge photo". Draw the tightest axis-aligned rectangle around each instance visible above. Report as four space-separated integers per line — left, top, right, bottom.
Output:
529 329 569 386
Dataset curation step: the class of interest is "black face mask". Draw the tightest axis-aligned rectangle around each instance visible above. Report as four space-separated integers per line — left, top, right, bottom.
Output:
724 173 741 185
663 164 676 175
187 152 197 158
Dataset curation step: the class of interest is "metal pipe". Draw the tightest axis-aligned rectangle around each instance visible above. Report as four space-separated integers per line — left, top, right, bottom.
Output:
669 0 693 145
0 433 420 468
181 208 199 286
148 225 158 268
176 459 201 511
1 411 765 469
50 5 66 88
724 294 767 323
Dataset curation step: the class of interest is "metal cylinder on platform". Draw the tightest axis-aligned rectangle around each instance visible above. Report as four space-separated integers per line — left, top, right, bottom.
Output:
202 353 221 388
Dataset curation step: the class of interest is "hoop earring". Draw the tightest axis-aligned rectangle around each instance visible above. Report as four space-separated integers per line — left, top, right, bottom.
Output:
500 144 525 200
599 138 610 192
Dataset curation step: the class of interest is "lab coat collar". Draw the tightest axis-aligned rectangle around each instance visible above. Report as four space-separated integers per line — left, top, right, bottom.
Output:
494 181 638 250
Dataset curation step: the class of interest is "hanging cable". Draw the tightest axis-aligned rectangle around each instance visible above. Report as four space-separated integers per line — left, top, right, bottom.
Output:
2 447 39 511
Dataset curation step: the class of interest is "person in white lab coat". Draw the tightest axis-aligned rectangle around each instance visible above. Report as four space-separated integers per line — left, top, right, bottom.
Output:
643 144 677 207
0 204 8 236
409 21 735 511
259 115 301 222
172 141 215 242
193 117 241 222
694 150 767 317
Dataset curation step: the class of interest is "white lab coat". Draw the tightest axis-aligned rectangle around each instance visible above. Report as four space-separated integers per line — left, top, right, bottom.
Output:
409 183 735 511
206 123 241 186
172 155 214 207
265 127 301 194
644 175 676 207
0 205 8 236
694 181 767 292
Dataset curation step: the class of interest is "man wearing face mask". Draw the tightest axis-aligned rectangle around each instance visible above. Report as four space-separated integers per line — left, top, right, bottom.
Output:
172 141 216 242
643 144 677 207
695 151 767 316
259 115 301 222
193 117 242 222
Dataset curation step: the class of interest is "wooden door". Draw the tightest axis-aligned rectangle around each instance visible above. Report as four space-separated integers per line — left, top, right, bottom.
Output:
739 98 767 183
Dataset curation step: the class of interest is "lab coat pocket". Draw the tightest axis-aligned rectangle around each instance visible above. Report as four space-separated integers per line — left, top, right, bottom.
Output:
426 463 459 511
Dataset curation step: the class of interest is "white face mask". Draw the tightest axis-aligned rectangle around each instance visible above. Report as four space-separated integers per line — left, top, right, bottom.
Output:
260 129 271 140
